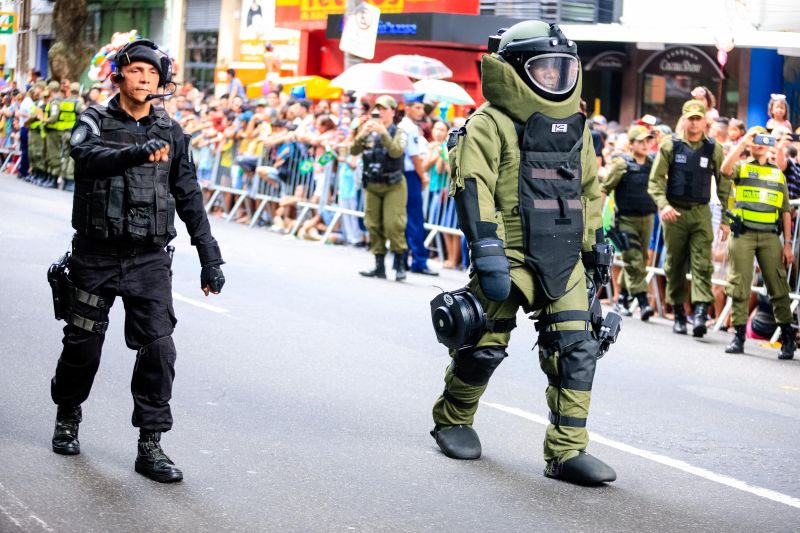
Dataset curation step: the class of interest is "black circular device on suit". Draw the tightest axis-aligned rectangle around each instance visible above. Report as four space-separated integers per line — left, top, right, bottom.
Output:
430 287 486 350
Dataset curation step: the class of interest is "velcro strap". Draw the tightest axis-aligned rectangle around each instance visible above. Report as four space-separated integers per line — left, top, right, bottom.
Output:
68 313 109 334
535 311 591 332
443 388 478 410
470 239 505 258
486 316 517 333
547 374 593 392
537 329 594 349
549 411 587 428
73 287 108 309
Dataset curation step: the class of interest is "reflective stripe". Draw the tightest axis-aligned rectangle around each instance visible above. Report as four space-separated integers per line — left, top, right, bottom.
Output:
740 163 783 183
731 207 780 224
52 100 78 131
733 162 785 225
734 186 783 208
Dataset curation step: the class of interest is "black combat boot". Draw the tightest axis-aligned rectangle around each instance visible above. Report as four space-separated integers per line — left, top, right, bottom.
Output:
692 302 709 338
779 324 796 360
393 253 407 282
545 452 616 485
613 291 633 317
52 405 82 455
672 305 687 335
635 293 654 322
135 431 183 483
430 425 481 460
359 254 386 279
725 325 746 354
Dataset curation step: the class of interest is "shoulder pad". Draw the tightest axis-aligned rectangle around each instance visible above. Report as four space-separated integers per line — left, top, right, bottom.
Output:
154 107 174 128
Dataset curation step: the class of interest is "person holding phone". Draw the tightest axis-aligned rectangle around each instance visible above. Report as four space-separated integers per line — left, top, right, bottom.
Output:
350 95 409 280
720 126 795 359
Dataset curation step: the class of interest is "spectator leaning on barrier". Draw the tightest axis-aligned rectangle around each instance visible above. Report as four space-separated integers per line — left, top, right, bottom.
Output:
648 99 731 338
399 93 437 276
601 125 657 322
351 95 409 281
720 126 795 359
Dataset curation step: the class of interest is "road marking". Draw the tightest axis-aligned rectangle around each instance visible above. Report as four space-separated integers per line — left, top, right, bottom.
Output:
481 401 800 510
0 482 55 531
172 292 229 314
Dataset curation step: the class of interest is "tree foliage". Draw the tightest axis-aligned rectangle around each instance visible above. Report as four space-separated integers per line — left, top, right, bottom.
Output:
48 0 94 81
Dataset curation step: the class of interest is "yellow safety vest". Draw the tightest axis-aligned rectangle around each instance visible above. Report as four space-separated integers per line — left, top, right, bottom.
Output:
51 100 77 131
731 162 784 227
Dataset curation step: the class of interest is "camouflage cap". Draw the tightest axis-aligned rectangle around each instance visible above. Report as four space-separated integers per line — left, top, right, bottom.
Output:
70 82 80 93
746 125 767 136
627 125 654 142
33 80 47 89
47 80 60 91
374 95 397 109
682 99 706 119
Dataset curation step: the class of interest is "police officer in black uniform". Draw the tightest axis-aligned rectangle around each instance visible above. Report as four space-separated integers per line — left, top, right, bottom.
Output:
49 40 225 483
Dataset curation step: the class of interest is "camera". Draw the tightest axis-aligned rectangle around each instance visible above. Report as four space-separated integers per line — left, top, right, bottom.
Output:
370 110 380 119
754 134 776 146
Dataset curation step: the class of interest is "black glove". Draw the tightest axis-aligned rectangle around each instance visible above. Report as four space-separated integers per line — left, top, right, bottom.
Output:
470 238 511 302
134 139 169 164
201 265 225 294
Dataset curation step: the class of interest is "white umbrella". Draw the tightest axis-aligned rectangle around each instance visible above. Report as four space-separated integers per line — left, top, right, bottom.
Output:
381 55 453 80
412 79 475 106
330 63 415 94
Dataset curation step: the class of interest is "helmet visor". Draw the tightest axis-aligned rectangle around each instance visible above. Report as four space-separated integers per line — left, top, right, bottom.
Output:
524 54 579 96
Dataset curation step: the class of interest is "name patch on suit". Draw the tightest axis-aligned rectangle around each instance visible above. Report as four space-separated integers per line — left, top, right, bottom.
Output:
675 154 688 164
551 124 568 133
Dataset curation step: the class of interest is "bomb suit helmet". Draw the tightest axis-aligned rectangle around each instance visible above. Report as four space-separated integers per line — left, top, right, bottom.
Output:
492 20 580 102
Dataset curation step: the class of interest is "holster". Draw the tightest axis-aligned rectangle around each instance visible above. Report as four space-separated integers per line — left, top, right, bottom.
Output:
47 252 71 320
47 251 110 333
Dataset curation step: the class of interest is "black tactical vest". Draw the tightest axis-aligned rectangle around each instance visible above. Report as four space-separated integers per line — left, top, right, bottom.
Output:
361 124 404 185
71 106 176 246
615 154 656 216
666 135 716 205
518 112 585 300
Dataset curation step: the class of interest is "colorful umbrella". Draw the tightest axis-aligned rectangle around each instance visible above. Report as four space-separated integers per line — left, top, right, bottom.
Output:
412 79 475 106
381 55 453 80
330 63 415 95
246 75 342 100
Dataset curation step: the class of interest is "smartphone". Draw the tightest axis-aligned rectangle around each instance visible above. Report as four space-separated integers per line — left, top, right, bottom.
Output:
754 134 776 146
371 110 380 119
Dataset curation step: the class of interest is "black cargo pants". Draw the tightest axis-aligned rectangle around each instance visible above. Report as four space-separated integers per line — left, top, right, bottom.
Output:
51 241 178 431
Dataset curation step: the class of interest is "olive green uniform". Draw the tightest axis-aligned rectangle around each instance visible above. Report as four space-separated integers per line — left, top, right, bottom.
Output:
431 54 604 463
647 135 729 305
44 96 63 178
725 160 792 326
28 100 47 176
602 156 654 295
351 127 408 255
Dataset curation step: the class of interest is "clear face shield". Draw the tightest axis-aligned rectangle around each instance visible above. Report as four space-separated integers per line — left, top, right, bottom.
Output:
523 53 579 97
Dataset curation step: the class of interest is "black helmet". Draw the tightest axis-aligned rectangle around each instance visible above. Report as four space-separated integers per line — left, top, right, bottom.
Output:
490 21 579 102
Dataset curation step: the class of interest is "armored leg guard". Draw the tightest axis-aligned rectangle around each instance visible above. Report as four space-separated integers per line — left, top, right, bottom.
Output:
692 302 709 338
360 254 386 279
672 305 688 335
779 324 795 360
431 346 507 459
135 431 183 483
52 405 82 455
725 325 746 354
545 451 616 485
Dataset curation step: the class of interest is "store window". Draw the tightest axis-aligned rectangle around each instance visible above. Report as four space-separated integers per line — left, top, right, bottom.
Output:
185 32 218 93
639 46 723 129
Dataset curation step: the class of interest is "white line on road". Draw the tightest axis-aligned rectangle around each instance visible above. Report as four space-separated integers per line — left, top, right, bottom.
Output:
172 292 229 314
0 482 55 531
481 401 800 510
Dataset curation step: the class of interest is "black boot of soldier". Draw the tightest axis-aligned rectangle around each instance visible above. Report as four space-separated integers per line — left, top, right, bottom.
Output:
672 305 687 335
135 431 183 483
52 405 82 455
692 302 709 338
779 324 795 360
393 253 407 282
359 254 386 279
613 291 633 317
545 452 616 485
725 325 746 354
430 425 481 460
635 293 654 322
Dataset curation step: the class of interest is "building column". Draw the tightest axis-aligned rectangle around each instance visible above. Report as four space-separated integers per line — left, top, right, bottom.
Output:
747 48 784 128
165 0 186 82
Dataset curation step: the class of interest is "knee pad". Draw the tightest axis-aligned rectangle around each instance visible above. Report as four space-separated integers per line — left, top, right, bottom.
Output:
453 346 508 386
537 313 601 391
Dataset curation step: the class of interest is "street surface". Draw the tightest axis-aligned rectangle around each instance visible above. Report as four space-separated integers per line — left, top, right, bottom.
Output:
1 174 799 532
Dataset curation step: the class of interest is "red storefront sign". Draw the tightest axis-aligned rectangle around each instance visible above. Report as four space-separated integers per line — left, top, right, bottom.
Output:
276 0 479 29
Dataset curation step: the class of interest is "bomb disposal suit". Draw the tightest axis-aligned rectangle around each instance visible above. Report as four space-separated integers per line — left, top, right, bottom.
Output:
429 21 618 485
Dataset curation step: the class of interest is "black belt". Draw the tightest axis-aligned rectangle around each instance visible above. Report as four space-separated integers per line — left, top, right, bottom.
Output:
72 236 162 257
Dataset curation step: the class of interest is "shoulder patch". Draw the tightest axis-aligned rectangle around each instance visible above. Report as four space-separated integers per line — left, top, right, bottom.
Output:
78 114 100 136
70 124 89 147
397 129 408 149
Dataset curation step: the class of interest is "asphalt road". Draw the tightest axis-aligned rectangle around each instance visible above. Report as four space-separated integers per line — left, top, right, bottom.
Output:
1 174 799 532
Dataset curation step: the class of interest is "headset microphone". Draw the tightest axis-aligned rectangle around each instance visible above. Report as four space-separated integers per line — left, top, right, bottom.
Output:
144 82 177 102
